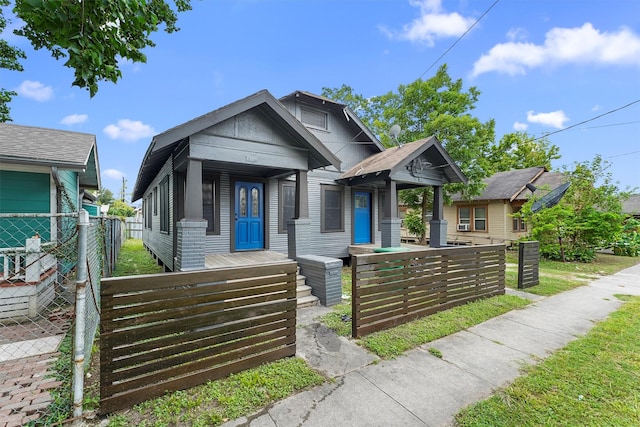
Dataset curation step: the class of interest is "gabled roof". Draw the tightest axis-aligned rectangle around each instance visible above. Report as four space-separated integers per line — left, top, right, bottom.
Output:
0 123 100 189
337 136 467 188
132 90 342 201
622 194 640 215
280 90 385 152
451 166 566 202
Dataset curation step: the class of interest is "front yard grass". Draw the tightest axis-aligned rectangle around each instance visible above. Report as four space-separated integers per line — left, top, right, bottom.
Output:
455 295 640 426
321 267 530 358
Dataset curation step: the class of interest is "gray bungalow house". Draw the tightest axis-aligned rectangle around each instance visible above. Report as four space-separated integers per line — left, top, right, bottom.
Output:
132 90 466 272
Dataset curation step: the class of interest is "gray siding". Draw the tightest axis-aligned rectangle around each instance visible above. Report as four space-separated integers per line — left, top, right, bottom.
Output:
142 157 174 269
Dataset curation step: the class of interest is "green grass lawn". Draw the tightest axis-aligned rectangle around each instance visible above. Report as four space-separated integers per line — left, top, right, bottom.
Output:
112 239 164 276
455 295 640 427
322 267 530 358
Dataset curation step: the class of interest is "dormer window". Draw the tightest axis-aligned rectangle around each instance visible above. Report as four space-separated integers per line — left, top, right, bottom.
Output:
300 107 328 130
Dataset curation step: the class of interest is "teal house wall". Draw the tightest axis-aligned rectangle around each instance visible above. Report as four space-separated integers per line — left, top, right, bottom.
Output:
0 170 51 247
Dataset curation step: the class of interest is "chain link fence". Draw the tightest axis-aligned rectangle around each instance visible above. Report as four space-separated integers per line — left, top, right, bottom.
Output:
0 211 122 426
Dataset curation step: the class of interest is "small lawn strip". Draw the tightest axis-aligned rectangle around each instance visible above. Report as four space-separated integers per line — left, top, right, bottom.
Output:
322 294 529 359
112 239 164 276
455 295 640 427
107 357 325 427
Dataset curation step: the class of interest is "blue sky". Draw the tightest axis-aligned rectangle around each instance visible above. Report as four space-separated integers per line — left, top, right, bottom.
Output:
2 0 639 202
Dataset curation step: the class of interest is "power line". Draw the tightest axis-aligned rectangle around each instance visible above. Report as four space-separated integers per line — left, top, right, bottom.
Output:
533 99 640 141
606 150 640 159
418 0 501 80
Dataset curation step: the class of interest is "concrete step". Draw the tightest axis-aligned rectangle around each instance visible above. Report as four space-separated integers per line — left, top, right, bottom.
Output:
297 274 306 287
297 284 313 298
297 294 319 309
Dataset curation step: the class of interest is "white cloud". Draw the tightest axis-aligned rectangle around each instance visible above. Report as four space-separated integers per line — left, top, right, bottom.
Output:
513 121 528 131
16 80 53 102
380 0 476 45
102 169 126 180
60 114 88 125
103 119 155 142
472 23 640 77
526 110 569 129
591 104 601 112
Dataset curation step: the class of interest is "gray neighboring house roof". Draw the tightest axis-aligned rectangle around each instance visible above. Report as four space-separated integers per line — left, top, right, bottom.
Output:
0 123 100 189
622 194 640 216
451 166 567 202
132 89 342 201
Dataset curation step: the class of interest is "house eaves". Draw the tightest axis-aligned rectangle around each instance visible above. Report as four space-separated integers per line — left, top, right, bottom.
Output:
338 136 467 188
0 123 100 190
132 90 341 201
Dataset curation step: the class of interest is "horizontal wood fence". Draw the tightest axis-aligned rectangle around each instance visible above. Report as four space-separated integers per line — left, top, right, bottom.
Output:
352 244 505 338
518 241 540 289
100 261 298 414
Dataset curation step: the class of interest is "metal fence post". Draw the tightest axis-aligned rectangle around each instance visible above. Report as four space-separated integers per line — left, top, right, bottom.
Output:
73 209 89 419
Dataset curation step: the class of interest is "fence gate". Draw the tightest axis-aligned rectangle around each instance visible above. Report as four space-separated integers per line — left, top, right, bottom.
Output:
99 261 298 414
518 241 540 289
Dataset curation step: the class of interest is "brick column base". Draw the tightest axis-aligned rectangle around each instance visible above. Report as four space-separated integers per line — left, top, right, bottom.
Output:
176 219 207 271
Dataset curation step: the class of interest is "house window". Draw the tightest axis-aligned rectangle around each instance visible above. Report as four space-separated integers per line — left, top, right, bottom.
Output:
279 181 296 233
153 187 157 215
458 205 487 232
203 176 220 235
512 208 526 232
300 107 328 130
159 176 169 233
145 197 152 229
321 185 344 233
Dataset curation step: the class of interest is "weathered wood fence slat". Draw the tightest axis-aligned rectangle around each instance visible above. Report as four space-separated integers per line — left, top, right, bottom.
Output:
100 261 298 414
352 244 505 338
518 241 540 289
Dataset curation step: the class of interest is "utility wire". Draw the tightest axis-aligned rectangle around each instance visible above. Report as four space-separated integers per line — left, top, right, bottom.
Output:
533 99 640 141
418 0 501 80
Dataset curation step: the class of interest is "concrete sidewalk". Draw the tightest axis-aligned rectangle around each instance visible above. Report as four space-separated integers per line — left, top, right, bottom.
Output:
224 263 640 427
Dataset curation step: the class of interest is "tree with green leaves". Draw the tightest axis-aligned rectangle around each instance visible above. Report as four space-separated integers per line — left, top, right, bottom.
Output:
0 0 26 122
96 188 115 206
108 199 135 217
520 155 628 262
487 131 561 173
323 64 496 241
0 0 191 121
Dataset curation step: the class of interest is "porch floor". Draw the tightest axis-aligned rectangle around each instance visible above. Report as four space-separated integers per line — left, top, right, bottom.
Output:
348 243 430 256
204 251 290 269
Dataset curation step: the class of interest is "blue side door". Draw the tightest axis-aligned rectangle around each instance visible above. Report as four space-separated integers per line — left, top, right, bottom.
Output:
235 181 264 251
354 191 372 244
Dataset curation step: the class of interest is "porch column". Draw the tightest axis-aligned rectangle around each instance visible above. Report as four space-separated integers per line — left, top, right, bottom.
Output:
381 179 401 247
185 158 203 220
429 185 448 248
288 169 311 259
177 158 206 271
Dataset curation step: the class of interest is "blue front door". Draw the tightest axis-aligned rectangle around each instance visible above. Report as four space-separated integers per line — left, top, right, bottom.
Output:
354 191 371 244
235 181 264 251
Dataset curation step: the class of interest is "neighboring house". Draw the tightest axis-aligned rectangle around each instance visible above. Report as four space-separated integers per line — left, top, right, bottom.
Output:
622 194 640 219
0 123 101 245
444 166 566 246
132 89 466 271
0 123 100 318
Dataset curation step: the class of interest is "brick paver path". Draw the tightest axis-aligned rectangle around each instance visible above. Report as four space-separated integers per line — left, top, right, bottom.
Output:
0 352 62 427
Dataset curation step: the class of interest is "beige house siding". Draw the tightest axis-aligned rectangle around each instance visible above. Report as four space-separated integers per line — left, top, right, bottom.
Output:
445 200 526 246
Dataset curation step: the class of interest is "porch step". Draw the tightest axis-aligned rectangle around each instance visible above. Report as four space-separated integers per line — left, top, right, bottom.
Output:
296 275 319 308
297 294 320 309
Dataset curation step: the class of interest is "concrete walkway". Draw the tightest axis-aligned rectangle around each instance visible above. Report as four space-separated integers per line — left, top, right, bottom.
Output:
224 263 640 427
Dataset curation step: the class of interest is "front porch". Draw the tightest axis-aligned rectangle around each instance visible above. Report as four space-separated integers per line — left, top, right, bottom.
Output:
204 250 289 269
204 250 319 308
